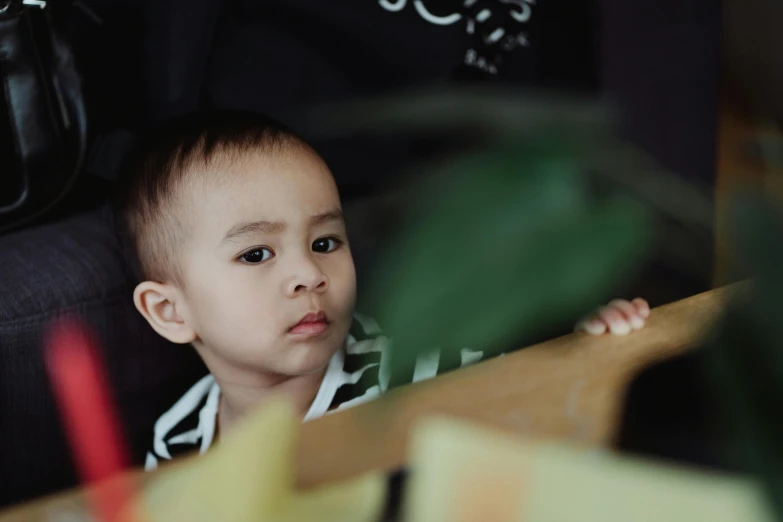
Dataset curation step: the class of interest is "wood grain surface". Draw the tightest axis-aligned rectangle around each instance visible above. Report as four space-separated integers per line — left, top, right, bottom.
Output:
295 284 739 488
0 284 741 521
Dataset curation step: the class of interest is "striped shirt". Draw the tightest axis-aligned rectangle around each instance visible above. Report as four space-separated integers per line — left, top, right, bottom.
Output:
145 314 484 470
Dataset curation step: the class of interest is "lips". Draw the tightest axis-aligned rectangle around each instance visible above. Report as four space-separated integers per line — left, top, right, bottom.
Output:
288 311 329 337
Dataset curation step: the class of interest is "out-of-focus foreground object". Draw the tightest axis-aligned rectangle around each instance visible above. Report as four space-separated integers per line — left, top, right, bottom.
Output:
45 317 137 522
136 399 385 522
404 417 774 522
709 196 783 519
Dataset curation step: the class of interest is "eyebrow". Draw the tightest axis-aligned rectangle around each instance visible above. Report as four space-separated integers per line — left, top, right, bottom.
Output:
220 209 344 245
309 209 344 227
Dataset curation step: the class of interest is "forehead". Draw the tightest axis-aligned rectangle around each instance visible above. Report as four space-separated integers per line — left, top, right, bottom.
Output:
180 148 341 238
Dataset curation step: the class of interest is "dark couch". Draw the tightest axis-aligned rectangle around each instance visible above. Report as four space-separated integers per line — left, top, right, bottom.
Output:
0 208 207 506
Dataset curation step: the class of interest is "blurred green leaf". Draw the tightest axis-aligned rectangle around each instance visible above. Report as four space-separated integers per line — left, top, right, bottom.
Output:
366 138 652 385
708 195 783 520
298 88 710 390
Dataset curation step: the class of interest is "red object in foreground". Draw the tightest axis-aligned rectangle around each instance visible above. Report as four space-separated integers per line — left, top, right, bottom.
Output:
45 316 137 522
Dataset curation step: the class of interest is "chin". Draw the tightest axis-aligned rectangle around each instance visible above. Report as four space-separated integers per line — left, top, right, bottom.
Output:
287 338 342 376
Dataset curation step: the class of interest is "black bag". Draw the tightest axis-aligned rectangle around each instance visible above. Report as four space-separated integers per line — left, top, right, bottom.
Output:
0 0 87 234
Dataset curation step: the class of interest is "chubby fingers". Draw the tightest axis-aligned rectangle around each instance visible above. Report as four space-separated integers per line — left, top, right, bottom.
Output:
575 298 650 336
608 299 647 330
631 297 650 318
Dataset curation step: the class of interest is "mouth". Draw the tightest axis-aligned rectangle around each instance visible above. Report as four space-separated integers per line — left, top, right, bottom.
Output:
288 311 330 337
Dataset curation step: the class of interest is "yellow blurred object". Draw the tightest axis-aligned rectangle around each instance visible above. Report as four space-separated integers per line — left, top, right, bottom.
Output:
136 399 385 522
405 417 775 522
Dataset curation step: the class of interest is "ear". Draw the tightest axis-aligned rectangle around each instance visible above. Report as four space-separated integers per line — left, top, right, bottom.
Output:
133 281 197 344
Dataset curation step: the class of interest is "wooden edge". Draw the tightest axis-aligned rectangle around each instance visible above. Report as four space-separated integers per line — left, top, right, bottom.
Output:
0 283 746 520
295 282 745 488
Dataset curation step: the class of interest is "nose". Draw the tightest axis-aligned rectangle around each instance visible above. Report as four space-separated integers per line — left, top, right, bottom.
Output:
285 257 329 297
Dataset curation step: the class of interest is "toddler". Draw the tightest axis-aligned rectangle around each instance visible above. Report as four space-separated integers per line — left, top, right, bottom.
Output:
112 111 649 470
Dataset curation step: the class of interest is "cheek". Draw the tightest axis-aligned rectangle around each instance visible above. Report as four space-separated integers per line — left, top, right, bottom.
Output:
327 254 357 312
189 274 281 344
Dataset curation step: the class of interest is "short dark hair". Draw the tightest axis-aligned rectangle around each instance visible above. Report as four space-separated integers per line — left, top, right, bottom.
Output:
113 110 308 284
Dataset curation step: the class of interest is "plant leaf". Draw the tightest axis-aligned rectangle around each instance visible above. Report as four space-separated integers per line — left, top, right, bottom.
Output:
366 139 652 385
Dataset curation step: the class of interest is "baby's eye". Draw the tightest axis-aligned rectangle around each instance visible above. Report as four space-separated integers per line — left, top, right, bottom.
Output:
239 247 274 264
312 237 342 253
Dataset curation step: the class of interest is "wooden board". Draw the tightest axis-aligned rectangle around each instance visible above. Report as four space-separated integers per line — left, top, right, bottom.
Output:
295 284 737 488
0 284 739 521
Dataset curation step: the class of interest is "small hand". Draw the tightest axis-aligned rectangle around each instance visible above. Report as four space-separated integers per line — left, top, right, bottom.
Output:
575 298 650 336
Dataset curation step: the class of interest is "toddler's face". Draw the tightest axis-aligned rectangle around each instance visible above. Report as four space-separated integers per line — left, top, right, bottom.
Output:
175 147 356 378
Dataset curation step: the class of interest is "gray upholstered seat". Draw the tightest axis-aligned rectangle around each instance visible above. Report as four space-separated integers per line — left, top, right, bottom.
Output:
0 208 206 507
